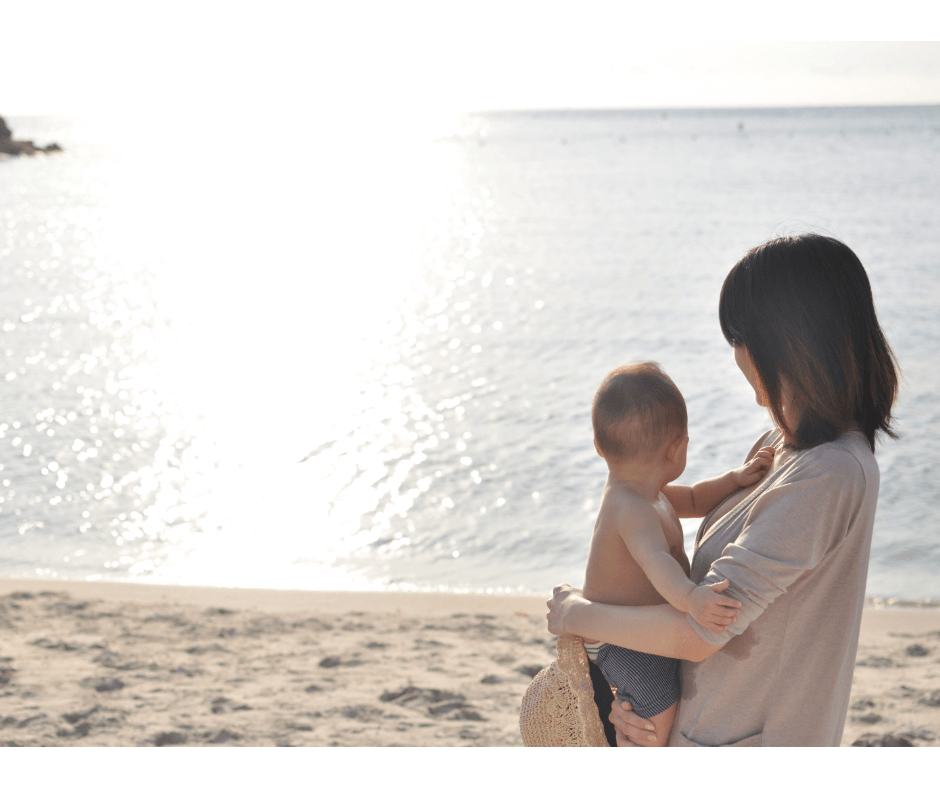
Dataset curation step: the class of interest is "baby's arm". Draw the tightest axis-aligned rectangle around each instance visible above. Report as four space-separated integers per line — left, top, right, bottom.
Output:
663 446 776 519
616 504 739 632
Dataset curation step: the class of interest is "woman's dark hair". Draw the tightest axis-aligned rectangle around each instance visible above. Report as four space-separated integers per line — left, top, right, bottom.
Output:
719 234 898 452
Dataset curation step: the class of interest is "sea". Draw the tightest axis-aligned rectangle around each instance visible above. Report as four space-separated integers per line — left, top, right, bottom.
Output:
1 105 938 602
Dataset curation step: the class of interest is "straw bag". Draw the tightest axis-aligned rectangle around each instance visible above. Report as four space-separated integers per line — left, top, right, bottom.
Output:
519 634 610 746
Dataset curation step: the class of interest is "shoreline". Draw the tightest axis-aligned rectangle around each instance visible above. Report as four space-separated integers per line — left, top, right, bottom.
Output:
1 577 938 746
3 575 937 610
0 577 550 616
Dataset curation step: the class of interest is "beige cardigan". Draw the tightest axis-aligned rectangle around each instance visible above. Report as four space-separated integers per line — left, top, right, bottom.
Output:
669 427 879 746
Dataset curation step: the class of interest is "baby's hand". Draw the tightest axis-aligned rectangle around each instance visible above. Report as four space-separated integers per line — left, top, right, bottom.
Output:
687 579 741 633
732 446 776 487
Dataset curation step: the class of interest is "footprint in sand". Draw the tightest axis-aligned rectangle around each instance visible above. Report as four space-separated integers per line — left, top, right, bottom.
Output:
291 617 333 632
852 733 914 747
80 677 124 692
899 726 937 742
152 731 187 746
856 655 894 668
62 705 100 725
338 705 382 721
204 729 241 744
16 713 48 728
57 721 91 738
210 696 229 714
185 644 229 656
209 696 252 713
46 601 90 616
30 638 82 652
919 690 940 707
380 686 487 721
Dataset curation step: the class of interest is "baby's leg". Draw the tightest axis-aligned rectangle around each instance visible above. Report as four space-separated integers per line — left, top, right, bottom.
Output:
640 701 677 747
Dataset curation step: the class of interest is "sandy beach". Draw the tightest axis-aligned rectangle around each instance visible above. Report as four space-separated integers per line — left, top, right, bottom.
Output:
0 577 937 747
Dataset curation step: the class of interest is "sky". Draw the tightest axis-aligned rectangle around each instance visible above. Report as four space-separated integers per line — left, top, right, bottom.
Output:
1 2 939 121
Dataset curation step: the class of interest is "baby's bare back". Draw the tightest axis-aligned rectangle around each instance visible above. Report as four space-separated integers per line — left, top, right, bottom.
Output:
582 488 690 607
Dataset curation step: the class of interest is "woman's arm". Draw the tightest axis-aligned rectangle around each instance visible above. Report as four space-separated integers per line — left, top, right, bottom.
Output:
546 584 727 663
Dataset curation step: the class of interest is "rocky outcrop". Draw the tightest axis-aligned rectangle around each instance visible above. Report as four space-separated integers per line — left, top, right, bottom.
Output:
0 115 63 156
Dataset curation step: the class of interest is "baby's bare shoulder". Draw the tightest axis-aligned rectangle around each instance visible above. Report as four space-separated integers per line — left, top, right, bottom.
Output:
600 488 659 531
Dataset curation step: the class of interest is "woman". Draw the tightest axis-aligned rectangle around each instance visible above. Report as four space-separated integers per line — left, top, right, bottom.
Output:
547 234 898 747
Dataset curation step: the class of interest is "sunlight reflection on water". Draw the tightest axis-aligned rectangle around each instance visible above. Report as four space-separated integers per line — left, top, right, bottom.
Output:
1 114 469 589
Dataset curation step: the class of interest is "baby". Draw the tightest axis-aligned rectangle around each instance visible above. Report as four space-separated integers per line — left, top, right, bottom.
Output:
582 361 775 745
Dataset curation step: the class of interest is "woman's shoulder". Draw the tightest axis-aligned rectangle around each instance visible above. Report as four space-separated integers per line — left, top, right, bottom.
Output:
792 428 879 486
746 426 878 485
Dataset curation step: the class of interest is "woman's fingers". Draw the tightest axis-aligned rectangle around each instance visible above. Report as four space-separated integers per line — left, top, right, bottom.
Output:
616 731 638 747
610 701 658 745
546 584 582 635
621 702 654 731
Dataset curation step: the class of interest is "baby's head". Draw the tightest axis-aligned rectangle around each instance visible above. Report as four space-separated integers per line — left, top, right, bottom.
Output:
592 362 688 469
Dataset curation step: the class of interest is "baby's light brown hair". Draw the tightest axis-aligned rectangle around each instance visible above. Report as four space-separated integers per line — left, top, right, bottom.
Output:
592 362 688 463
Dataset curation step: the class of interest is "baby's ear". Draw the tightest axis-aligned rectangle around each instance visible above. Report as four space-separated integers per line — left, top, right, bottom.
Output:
666 433 688 461
593 436 604 458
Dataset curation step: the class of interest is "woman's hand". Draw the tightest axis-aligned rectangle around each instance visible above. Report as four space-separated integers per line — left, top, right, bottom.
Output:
546 584 589 636
609 700 659 747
